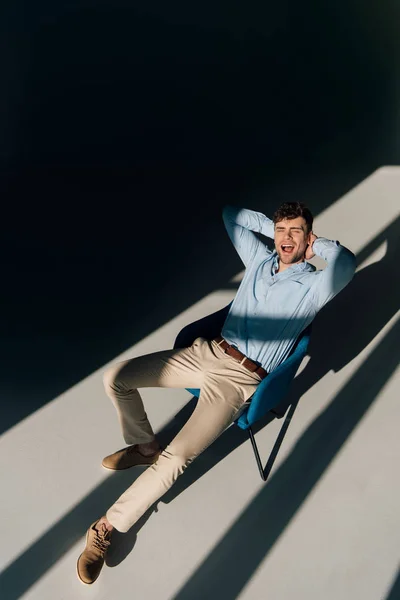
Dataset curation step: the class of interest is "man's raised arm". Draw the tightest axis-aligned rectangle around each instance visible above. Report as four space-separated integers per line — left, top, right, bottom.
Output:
310 236 356 309
222 206 274 267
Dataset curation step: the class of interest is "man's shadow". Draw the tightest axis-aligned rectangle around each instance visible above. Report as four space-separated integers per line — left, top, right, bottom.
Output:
108 215 399 565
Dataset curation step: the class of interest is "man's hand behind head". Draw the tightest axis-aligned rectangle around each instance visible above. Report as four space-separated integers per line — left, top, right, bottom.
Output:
305 232 318 260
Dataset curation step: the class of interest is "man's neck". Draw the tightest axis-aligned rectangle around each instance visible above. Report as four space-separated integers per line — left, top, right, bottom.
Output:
277 257 305 274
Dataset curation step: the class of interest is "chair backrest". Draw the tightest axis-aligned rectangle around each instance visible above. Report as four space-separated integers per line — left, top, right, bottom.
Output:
174 303 232 350
175 305 312 430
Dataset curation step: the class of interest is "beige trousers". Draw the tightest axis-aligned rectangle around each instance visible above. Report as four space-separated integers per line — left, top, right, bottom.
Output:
105 336 262 533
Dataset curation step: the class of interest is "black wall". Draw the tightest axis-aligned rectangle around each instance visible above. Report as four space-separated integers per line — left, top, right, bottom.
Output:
1 1 399 429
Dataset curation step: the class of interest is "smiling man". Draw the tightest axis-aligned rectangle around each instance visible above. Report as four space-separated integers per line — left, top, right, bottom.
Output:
220 202 356 375
274 209 316 267
77 202 356 585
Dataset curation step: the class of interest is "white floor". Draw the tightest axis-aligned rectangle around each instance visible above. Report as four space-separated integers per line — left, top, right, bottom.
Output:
1 167 399 600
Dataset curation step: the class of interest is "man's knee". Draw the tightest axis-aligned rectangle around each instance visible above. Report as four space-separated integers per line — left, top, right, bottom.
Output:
158 448 194 480
103 363 128 396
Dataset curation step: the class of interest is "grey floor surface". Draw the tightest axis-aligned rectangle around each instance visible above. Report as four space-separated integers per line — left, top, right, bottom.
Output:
1 167 399 600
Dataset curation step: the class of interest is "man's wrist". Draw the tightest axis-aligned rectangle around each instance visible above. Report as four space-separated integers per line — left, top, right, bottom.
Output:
306 233 318 259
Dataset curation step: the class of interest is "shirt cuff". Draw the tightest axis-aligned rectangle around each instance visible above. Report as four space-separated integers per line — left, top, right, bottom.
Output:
312 237 340 257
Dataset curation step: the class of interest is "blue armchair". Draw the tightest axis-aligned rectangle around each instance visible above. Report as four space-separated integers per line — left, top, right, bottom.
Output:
174 304 311 481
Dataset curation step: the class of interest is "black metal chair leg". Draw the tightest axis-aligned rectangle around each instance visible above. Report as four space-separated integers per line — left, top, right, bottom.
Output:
247 400 299 482
248 426 267 481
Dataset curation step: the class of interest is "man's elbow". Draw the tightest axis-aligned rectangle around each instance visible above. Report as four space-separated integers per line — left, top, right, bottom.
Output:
338 247 357 288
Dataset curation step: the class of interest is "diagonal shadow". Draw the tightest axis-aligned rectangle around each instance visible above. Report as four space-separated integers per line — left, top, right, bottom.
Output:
0 316 310 600
385 568 400 600
1 217 398 599
2 316 397 600
0 398 277 600
0 398 200 600
171 316 400 600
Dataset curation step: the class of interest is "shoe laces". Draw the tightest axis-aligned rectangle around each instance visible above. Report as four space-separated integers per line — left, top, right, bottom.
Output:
93 524 111 556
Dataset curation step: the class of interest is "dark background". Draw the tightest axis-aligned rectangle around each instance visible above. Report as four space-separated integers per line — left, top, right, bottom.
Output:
1 1 399 431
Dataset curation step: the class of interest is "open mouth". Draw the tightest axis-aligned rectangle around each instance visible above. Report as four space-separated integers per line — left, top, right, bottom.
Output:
281 244 295 255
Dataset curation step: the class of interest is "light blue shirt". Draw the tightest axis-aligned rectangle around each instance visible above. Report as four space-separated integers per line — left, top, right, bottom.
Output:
221 206 356 372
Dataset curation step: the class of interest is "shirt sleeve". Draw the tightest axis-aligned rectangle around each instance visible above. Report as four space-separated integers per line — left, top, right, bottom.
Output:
311 237 356 309
222 206 275 267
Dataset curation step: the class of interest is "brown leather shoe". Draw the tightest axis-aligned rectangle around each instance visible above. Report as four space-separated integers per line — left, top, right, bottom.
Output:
101 444 161 471
77 520 112 585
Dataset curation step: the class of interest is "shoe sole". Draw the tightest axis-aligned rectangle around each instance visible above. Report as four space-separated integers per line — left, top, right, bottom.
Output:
101 461 154 471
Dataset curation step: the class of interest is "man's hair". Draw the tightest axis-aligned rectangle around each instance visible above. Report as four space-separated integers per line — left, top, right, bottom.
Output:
272 202 313 233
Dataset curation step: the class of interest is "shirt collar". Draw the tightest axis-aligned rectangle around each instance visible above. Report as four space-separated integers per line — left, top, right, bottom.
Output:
272 252 279 274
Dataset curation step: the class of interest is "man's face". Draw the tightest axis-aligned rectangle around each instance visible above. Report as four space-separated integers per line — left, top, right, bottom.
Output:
274 217 310 266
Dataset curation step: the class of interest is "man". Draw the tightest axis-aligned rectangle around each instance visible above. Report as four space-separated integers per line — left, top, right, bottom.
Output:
77 202 356 584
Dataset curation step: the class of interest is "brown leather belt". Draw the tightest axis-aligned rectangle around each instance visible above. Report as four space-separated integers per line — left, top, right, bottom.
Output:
214 336 268 380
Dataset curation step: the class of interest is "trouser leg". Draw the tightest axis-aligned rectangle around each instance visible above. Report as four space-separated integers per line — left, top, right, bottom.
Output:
104 337 261 533
106 381 244 532
103 345 204 445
